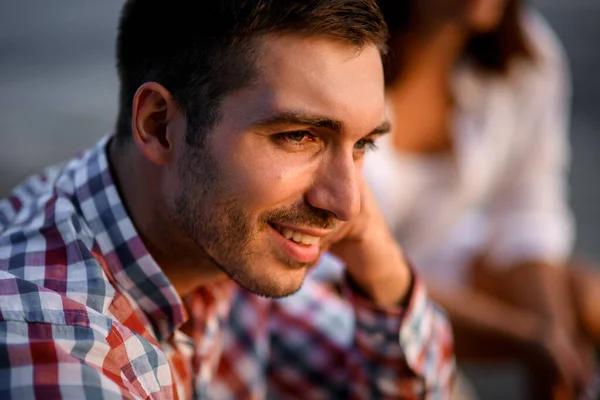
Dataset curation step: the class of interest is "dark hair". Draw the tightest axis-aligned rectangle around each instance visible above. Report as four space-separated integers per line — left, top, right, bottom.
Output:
115 0 388 146
378 0 534 86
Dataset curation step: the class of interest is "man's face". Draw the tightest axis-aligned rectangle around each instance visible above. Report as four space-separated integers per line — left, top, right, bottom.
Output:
172 35 387 298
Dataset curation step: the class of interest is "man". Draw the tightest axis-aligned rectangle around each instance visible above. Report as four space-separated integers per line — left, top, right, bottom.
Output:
0 0 453 398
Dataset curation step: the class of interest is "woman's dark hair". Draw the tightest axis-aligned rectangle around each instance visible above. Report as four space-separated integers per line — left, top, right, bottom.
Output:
378 0 535 86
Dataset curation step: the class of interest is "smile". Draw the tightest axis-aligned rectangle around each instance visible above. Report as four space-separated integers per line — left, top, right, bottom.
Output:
274 225 320 246
268 223 328 264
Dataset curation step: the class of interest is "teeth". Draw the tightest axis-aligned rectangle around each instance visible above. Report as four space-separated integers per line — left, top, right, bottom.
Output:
277 226 320 246
300 235 314 245
292 231 302 243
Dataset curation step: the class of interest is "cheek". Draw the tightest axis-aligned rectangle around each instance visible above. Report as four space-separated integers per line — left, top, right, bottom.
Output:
219 139 318 210
161 165 184 209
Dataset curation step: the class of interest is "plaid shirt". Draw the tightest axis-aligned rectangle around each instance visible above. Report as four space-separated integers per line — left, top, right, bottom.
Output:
0 136 454 399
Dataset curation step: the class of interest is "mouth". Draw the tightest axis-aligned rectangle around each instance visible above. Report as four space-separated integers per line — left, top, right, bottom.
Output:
267 222 325 264
269 223 322 246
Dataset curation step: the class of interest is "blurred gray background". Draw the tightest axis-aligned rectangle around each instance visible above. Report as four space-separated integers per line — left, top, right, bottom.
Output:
0 1 598 398
1 1 599 261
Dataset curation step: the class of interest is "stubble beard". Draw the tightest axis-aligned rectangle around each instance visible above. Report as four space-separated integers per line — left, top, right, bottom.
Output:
173 144 299 298
172 143 337 298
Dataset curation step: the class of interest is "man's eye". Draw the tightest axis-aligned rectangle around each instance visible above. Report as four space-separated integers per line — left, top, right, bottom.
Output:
284 130 312 142
274 130 316 145
354 137 377 151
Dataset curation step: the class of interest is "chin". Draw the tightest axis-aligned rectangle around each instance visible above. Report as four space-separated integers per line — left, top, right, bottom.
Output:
470 18 503 33
468 9 505 33
225 259 309 299
466 0 507 32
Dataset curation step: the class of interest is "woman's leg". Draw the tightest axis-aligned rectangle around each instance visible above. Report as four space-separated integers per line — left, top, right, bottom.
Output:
567 258 600 343
469 260 587 399
452 317 558 400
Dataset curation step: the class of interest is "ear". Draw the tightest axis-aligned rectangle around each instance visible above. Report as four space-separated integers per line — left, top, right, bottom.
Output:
131 82 182 166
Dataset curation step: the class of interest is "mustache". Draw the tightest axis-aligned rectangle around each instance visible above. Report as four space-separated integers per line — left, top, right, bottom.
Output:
261 201 337 230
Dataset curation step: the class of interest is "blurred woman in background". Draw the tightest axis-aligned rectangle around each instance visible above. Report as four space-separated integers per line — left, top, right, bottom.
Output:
364 0 600 398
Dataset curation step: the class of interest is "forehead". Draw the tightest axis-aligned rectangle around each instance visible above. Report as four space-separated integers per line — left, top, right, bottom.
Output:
220 34 387 136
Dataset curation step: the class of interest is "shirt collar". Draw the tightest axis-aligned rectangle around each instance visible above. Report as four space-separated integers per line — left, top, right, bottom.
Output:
73 135 188 342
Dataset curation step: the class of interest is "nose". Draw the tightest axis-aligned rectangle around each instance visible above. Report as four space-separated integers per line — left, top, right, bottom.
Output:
305 150 361 222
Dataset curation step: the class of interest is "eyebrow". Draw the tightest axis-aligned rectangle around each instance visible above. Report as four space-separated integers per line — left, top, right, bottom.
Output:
250 110 391 137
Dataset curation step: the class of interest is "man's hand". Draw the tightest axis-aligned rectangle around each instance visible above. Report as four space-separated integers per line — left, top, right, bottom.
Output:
323 179 412 307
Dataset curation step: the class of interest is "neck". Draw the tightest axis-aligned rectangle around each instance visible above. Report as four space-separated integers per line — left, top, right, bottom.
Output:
107 137 226 297
388 23 467 96
384 23 468 155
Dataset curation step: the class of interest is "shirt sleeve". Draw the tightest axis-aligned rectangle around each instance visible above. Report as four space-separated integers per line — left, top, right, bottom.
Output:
267 273 455 399
484 14 575 268
0 320 136 400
